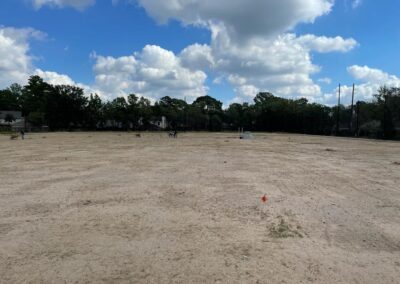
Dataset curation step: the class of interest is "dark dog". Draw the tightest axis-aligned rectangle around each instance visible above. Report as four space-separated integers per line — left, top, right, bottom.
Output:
168 131 177 138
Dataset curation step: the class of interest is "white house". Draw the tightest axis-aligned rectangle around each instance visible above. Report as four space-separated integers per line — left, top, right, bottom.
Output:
0 111 25 131
149 116 168 130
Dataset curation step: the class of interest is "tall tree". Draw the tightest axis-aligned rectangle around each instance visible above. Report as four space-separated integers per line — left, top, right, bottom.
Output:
85 94 104 129
137 96 152 129
192 96 223 130
155 96 187 129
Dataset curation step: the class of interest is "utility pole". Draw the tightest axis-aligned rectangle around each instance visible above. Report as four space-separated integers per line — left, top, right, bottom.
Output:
336 84 341 135
350 83 355 135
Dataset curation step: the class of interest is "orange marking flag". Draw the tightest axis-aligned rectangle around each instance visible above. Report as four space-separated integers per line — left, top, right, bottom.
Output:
261 195 268 203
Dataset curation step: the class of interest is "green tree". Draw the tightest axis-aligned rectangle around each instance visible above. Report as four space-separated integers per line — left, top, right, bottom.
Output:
375 86 399 139
192 96 223 130
126 94 139 129
44 85 88 130
27 111 45 127
106 97 129 129
20 76 52 126
155 96 187 129
4 113 15 123
0 84 23 111
137 96 152 129
85 94 104 129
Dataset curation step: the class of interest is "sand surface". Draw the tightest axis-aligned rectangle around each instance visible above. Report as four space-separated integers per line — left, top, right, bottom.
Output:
0 132 399 283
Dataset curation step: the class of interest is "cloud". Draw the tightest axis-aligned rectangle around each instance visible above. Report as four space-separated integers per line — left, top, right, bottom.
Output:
34 68 107 99
296 34 358 53
135 0 357 102
346 65 400 100
0 25 206 102
137 0 333 42
347 65 400 84
201 31 356 100
319 66 400 105
34 69 76 85
0 25 104 99
31 0 95 10
180 44 214 71
0 27 47 89
352 0 362 9
91 29 356 102
318 77 332 84
234 85 260 99
92 45 208 101
3 1 362 105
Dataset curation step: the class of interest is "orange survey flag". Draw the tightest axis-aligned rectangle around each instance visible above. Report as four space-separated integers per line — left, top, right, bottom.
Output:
261 195 268 203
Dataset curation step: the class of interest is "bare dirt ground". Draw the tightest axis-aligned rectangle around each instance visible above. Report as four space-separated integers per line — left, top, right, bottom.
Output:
0 132 399 283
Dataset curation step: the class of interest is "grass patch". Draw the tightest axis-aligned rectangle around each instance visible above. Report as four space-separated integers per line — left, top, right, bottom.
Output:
269 217 303 238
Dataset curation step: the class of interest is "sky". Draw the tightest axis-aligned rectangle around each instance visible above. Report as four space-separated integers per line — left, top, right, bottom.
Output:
0 0 399 106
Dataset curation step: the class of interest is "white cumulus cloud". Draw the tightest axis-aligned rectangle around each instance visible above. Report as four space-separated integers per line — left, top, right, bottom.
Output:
3 1 365 105
201 31 354 100
347 65 400 84
137 0 334 42
346 65 400 101
0 25 207 102
31 0 95 10
0 27 47 88
180 44 215 71
34 69 76 85
92 45 208 101
35 68 107 99
134 0 357 102
320 66 400 105
296 34 358 53
318 77 332 84
0 26 104 99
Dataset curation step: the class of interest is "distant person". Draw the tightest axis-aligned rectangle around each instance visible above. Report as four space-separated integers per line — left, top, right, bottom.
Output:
20 130 25 140
174 130 177 138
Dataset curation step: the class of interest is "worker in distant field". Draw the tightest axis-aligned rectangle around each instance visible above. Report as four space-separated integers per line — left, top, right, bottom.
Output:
20 130 25 140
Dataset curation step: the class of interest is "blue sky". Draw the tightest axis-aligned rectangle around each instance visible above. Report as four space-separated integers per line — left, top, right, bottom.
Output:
0 0 399 105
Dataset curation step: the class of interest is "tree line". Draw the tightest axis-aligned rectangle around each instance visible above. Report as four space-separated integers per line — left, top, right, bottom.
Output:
1 75 399 139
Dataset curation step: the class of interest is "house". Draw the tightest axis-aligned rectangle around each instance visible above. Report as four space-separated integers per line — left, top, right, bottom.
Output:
149 116 168 130
0 110 25 131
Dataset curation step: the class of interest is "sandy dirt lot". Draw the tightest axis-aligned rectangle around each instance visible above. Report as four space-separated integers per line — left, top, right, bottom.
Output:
0 132 399 283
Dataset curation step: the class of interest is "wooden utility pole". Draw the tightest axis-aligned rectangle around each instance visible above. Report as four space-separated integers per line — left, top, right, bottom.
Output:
350 84 355 134
336 84 341 135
